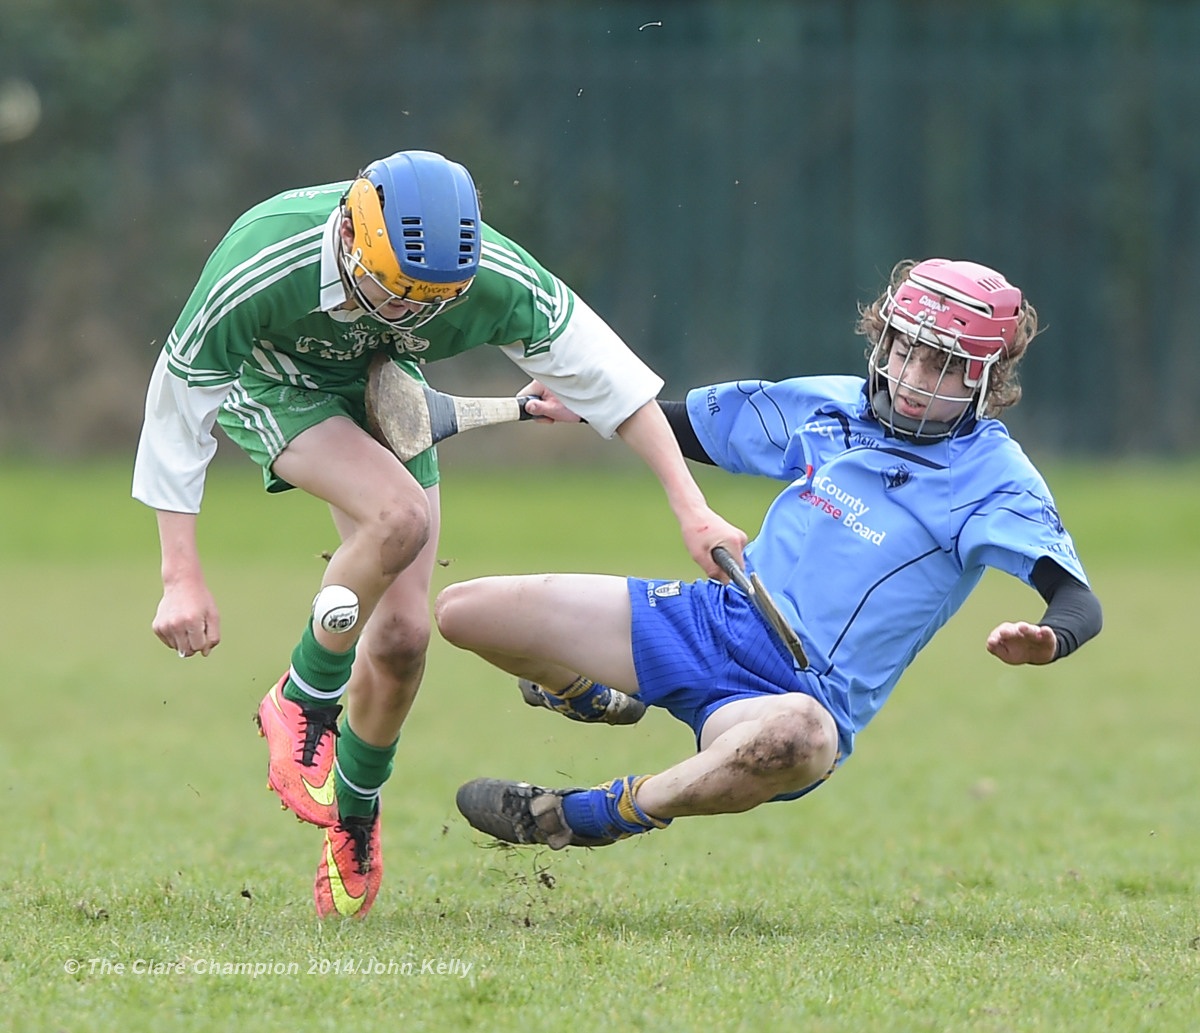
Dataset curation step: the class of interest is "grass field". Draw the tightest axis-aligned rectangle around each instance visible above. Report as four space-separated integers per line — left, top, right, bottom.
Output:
1 456 1198 1032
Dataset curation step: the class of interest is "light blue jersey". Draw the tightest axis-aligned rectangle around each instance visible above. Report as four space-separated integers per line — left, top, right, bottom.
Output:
686 376 1088 756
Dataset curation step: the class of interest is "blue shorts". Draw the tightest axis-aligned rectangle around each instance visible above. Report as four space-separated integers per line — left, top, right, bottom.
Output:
627 577 848 801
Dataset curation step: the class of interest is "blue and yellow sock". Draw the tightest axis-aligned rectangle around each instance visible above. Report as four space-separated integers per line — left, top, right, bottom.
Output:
560 775 672 840
283 621 355 708
334 721 397 820
540 676 616 721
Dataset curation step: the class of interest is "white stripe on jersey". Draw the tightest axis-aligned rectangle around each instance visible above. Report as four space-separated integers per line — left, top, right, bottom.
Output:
171 226 324 368
480 240 570 336
167 246 323 381
249 345 285 381
164 354 235 387
540 274 570 340
248 345 319 388
222 385 288 458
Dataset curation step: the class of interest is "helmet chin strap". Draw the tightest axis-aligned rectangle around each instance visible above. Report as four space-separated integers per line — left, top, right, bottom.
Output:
870 387 975 444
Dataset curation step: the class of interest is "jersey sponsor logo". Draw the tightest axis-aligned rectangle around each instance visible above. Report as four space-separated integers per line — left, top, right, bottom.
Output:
1040 498 1064 534
849 431 883 450
1047 540 1080 564
293 331 369 362
811 473 869 519
290 325 430 360
799 488 844 520
802 418 882 454
802 418 839 442
279 185 348 201
800 473 887 545
390 328 430 354
882 464 912 491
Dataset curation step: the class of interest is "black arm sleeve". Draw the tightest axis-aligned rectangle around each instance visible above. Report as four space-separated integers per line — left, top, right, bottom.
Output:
1030 556 1103 660
659 399 716 465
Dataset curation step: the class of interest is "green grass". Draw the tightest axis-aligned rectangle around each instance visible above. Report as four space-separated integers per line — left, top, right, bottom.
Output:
2 458 1199 1032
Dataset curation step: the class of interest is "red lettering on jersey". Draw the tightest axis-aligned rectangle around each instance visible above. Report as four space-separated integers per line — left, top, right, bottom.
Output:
798 489 843 520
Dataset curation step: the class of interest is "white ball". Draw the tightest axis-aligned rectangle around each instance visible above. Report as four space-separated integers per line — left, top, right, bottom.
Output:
312 585 359 634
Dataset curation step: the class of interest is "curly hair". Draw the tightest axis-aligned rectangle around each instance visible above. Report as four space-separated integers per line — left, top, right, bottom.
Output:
854 260 1039 418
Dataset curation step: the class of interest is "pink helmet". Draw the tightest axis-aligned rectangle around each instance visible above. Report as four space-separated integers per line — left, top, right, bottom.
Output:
881 259 1022 389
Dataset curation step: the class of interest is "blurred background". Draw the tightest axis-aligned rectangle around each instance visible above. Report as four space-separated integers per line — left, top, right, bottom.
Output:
1 0 1197 461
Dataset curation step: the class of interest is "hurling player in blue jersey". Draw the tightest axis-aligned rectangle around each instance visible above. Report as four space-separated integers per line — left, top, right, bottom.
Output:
437 258 1103 850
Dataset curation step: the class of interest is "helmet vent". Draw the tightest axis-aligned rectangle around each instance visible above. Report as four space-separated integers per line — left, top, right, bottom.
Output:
458 219 478 267
398 217 426 262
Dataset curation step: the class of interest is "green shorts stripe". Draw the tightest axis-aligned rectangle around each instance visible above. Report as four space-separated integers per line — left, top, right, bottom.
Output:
222 383 289 460
217 360 439 492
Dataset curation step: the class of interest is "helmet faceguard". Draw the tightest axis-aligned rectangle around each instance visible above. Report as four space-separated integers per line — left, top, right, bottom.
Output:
868 259 1022 443
340 150 481 330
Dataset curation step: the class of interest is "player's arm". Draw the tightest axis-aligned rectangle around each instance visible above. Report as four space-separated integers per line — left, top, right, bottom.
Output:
152 510 220 657
524 384 748 575
613 399 746 579
133 350 234 657
658 399 716 465
682 379 829 482
135 213 308 656
503 295 745 578
986 557 1103 666
523 393 715 466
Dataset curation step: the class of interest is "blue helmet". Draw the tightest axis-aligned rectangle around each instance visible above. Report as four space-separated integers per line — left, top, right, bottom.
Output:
342 150 481 329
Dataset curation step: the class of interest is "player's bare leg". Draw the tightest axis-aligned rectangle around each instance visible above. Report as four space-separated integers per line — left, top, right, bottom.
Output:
274 424 439 918
436 573 637 687
255 417 431 830
456 693 837 850
276 416 432 649
442 573 838 848
637 693 838 816
435 574 645 723
309 486 441 919
336 485 440 745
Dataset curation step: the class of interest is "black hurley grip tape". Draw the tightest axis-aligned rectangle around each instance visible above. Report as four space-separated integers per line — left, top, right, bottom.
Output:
423 385 460 445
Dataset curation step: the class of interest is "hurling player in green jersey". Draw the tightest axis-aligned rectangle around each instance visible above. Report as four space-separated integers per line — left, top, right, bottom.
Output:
132 150 746 918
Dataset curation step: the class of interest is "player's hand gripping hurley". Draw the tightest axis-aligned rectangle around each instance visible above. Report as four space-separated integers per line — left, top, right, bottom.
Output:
366 354 539 461
712 546 809 670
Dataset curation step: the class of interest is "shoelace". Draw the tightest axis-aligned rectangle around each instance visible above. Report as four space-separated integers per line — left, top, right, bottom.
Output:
297 703 342 766
336 816 375 875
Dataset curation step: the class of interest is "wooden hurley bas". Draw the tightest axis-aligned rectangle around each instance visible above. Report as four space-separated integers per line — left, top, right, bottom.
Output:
711 546 809 670
366 354 538 461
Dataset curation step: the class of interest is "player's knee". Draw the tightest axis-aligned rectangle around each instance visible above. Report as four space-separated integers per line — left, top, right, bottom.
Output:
433 580 488 649
738 699 836 783
366 490 431 578
362 606 431 680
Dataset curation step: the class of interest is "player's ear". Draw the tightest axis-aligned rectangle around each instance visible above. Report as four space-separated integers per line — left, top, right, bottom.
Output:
337 213 355 248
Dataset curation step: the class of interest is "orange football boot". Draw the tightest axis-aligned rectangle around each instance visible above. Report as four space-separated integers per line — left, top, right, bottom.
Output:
314 804 382 919
255 673 341 827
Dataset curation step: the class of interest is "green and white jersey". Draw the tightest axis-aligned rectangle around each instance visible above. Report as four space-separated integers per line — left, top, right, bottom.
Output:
133 181 662 512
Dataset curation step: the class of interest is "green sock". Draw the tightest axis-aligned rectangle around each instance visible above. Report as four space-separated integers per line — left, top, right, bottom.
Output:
335 720 397 819
283 621 355 707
